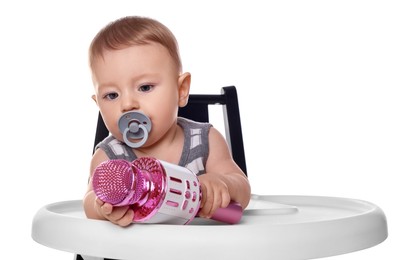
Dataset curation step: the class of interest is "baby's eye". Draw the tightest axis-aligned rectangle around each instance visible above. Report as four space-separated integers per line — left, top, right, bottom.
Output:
103 92 119 100
139 85 154 92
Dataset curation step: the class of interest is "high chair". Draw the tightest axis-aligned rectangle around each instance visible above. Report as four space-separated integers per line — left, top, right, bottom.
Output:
32 86 388 260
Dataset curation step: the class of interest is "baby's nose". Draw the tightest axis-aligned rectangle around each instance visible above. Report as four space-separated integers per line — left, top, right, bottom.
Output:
121 95 139 112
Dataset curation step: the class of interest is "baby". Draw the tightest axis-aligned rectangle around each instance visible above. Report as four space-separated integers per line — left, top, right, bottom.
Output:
83 16 251 226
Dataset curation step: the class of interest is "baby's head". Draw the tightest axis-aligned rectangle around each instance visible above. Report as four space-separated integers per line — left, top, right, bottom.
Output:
89 16 182 74
89 16 191 148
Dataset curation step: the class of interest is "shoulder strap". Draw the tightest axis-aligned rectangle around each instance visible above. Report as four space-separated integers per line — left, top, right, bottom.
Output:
95 135 137 161
178 117 212 175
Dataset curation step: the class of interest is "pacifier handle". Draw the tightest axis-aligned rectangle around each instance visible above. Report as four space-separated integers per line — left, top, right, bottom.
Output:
123 123 149 148
118 111 152 148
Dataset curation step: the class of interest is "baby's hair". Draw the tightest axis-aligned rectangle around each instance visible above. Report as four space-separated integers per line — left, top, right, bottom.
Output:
89 16 182 72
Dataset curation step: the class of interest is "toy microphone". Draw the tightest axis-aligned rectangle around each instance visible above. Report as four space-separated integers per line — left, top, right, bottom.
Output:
92 157 243 225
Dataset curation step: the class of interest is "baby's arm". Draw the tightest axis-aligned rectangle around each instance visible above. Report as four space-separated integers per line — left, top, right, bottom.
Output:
83 149 134 227
198 127 251 218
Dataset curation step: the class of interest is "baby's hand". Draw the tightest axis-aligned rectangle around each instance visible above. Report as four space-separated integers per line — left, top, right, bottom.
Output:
95 198 134 227
197 174 231 218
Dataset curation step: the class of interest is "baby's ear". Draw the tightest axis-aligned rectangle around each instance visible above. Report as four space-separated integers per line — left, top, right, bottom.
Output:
178 72 191 107
91 94 98 106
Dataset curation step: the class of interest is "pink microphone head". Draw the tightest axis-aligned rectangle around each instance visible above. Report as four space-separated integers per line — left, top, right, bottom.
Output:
92 159 145 206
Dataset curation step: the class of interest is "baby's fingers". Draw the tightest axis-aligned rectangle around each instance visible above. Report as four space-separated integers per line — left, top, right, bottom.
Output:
221 191 231 208
94 198 113 216
107 206 130 221
115 209 135 227
101 202 114 215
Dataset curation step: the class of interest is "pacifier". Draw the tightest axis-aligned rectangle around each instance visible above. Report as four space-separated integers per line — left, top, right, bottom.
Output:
118 111 152 148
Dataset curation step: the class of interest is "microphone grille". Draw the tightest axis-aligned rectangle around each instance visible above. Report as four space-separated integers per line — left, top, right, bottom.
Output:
132 157 164 175
92 159 134 205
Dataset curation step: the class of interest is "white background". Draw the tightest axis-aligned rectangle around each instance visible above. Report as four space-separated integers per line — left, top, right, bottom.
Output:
1 0 408 259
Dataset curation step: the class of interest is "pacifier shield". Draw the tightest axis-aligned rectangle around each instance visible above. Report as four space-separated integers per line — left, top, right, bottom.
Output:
118 111 152 148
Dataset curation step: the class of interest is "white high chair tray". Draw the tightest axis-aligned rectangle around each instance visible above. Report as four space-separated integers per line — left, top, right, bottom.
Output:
32 195 387 260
